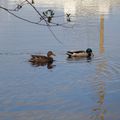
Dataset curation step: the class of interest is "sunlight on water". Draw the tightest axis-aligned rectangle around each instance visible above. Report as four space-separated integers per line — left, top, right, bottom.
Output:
0 0 120 120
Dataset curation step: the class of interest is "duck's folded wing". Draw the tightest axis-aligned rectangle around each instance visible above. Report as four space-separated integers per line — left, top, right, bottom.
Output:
66 50 88 57
67 50 85 54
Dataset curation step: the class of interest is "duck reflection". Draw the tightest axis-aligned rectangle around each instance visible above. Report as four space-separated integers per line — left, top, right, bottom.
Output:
30 61 56 69
67 56 93 62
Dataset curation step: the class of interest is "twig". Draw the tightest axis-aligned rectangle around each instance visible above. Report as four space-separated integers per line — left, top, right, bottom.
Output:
0 6 47 26
25 0 49 25
25 0 63 44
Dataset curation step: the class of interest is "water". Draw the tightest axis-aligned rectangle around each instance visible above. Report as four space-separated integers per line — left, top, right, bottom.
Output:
0 0 120 120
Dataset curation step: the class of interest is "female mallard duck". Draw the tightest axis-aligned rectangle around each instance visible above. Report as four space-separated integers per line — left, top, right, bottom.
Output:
29 51 55 64
66 48 94 58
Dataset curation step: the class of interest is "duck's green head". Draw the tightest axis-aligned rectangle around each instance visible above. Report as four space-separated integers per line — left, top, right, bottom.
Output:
86 48 93 57
86 48 92 53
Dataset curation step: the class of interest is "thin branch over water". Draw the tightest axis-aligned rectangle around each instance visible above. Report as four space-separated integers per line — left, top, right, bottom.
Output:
0 0 74 44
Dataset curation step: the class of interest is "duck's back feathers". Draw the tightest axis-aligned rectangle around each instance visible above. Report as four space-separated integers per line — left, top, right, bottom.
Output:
67 50 87 57
29 55 53 63
29 51 55 64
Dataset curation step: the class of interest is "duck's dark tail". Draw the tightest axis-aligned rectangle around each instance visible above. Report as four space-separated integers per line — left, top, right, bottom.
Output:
66 51 73 58
28 58 33 62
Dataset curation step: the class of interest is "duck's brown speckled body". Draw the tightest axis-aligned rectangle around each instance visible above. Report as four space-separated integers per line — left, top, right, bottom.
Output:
29 51 55 64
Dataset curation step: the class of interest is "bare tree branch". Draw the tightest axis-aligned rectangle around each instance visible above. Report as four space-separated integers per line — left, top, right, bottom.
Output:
0 5 47 26
0 0 74 44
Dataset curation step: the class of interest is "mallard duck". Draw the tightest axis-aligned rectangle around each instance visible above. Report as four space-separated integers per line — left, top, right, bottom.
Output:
66 48 94 58
29 51 55 64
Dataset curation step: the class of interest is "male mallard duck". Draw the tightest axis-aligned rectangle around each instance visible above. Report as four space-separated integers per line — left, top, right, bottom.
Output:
29 51 55 64
66 48 94 58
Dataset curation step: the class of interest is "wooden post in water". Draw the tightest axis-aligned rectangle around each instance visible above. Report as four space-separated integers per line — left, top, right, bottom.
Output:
99 15 104 53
